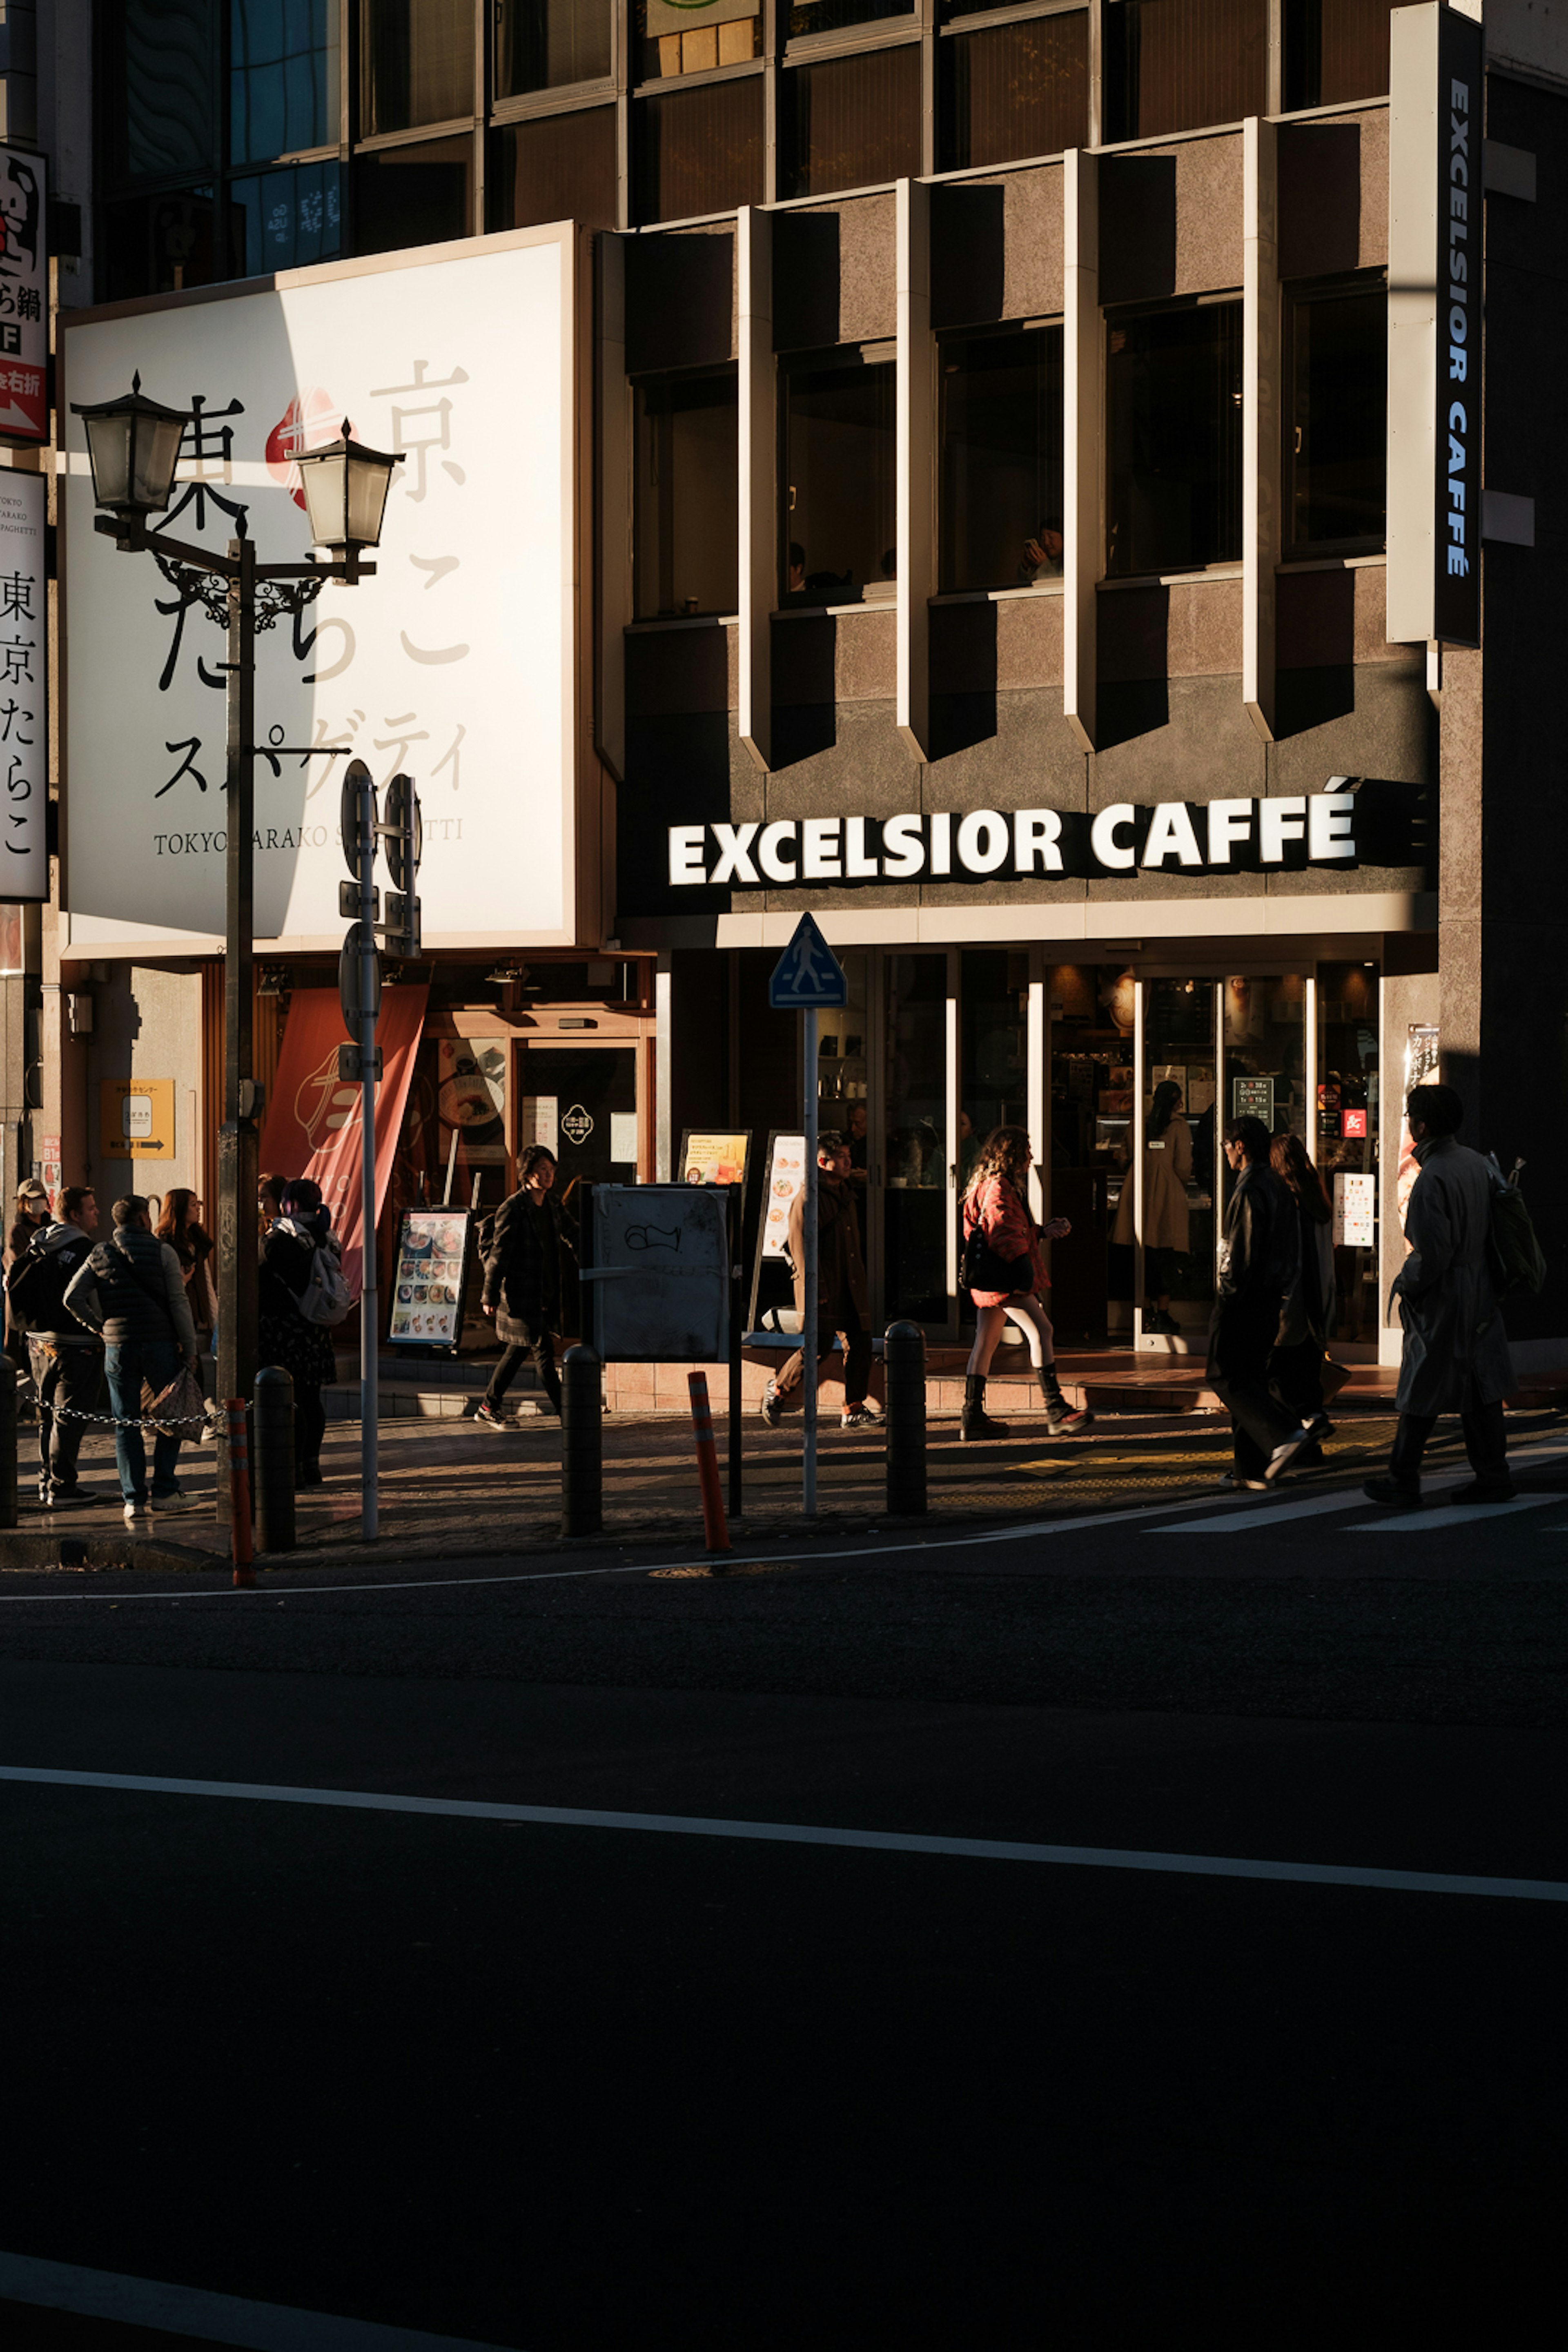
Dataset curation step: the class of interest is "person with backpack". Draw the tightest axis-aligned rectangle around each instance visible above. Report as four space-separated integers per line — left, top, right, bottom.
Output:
958 1125 1091 1440
476 1144 578 1428
63 1193 199 1524
258 1178 347 1488
1364 1083 1517 1507
6 1184 105 1507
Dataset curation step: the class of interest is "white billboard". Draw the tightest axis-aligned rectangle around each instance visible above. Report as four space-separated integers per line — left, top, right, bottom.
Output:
0 467 47 900
61 227 581 954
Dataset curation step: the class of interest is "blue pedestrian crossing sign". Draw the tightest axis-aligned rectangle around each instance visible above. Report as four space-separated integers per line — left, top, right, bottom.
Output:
769 912 849 1011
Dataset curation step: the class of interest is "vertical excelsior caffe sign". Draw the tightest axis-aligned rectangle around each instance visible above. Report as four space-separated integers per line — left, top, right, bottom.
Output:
1387 2 1484 649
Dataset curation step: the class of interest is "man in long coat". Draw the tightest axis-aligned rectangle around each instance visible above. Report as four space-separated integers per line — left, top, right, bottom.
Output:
1364 1083 1515 1506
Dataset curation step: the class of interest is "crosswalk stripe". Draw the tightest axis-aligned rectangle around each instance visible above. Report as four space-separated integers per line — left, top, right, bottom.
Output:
1350 1494 1568 1531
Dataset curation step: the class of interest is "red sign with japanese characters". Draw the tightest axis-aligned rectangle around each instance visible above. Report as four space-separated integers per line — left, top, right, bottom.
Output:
0 144 47 444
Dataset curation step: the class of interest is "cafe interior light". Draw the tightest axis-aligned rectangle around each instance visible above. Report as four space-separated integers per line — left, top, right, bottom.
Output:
294 422 404 554
71 373 191 523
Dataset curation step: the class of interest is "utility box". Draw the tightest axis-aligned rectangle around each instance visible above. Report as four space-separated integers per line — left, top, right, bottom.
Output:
586 1185 730 1362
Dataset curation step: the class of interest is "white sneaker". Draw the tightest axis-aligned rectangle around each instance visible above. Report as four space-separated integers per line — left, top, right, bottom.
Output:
150 1488 198 1513
1263 1426 1315 1483
124 1502 151 1527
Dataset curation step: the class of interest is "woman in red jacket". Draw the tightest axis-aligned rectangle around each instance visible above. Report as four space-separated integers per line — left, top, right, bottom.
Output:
961 1125 1094 1441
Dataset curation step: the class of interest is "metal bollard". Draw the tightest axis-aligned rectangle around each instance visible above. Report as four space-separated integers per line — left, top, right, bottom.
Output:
687 1370 731 1553
253 1367 296 1556
561 1344 603 1538
226 1399 255 1587
0 1349 16 1530
884 1321 927 1517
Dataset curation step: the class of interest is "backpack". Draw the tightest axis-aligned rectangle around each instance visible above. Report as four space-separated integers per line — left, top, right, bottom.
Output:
4 1233 83 1335
296 1238 354 1327
1486 1157 1547 1299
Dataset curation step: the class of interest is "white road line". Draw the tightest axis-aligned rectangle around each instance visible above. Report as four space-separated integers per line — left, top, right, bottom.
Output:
1158 1489 1383 1534
0 2247 514 2350
1350 1494 1568 1532
1 1764 1564 1905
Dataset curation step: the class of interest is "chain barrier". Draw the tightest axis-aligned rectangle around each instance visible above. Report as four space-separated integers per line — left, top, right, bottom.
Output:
45 1401 236 1434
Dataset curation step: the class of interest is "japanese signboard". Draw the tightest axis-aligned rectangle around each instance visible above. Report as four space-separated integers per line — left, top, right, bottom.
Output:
61 227 580 955
0 470 46 899
1334 1172 1377 1250
389 1206 473 1348
100 1078 176 1160
0 145 47 444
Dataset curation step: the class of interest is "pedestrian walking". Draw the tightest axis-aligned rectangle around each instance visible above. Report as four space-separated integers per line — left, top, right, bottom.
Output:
156 1188 216 1353
258 1178 345 1488
64 1194 200 1525
475 1145 577 1428
1208 1117 1324 1489
959 1125 1092 1439
1111 1078 1193 1336
1269 1130 1337 1461
4 1185 106 1506
760 1130 882 1431
1363 1083 1516 1506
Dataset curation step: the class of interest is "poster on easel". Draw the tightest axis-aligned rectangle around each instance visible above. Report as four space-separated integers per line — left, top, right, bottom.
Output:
679 1127 753 1197
389 1207 475 1348
746 1129 807 1334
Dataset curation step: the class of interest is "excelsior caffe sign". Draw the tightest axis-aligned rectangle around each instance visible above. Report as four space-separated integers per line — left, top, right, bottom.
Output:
669 785 1360 888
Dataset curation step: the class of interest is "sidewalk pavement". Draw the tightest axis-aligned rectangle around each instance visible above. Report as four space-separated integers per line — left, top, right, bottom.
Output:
5 1388 1519 1573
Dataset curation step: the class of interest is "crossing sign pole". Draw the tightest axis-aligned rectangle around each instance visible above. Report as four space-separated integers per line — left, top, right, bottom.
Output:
769 915 850 1519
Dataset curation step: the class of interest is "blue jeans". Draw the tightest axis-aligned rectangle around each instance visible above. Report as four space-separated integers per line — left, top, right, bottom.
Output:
105 1338 186 1505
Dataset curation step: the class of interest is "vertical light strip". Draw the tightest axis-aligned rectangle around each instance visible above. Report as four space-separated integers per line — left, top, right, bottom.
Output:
945 949 960 1329
1243 114 1279 743
1027 956 1047 1227
1133 975 1147 1348
897 176 933 761
1214 978 1226 1302
1304 968 1318 1175
655 952 673 1183
738 204 774 773
597 232 630 785
1063 147 1099 755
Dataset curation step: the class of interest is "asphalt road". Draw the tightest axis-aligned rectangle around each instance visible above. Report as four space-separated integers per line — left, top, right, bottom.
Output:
4 1452 1568 2345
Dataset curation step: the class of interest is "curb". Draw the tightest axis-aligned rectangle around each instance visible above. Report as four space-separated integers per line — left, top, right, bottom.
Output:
0 1532 229 1575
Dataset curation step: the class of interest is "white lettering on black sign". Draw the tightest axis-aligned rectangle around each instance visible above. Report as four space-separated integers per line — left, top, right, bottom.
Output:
1436 7 1483 646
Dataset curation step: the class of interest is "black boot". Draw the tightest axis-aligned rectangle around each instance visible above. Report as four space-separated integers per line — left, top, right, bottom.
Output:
961 1375 1007 1441
1040 1363 1093 1435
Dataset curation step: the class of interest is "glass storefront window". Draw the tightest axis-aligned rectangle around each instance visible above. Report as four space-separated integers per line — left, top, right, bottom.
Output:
633 370 740 620
1287 282 1387 552
884 954 948 1323
1316 960 1381 1343
961 949 1028 1183
1123 976 1218 1343
1106 301 1243 578
817 954 872 1258
1047 963 1134 1344
784 352 897 604
361 0 475 135
231 0 341 165
939 325 1065 595
229 162 343 276
496 0 613 98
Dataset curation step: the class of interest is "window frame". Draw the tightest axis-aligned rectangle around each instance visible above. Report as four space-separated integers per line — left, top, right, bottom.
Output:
935 315 1067 597
779 339 900 609
1281 265 1390 562
630 359 743 622
1102 289 1247 583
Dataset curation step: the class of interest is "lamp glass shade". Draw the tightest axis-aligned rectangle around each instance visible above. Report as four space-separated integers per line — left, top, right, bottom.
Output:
71 383 191 519
296 430 401 552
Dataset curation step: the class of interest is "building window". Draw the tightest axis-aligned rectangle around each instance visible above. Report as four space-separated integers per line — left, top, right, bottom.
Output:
789 0 913 33
352 133 473 252
634 76 765 222
230 160 344 275
104 188 234 303
496 0 613 98
639 0 761 80
114 0 219 180
939 324 1065 594
940 14 1090 172
780 44 922 199
490 109 619 230
784 348 897 604
1106 301 1243 578
1285 0 1416 111
230 0 341 166
633 370 739 619
1104 0 1268 143
1287 279 1386 551
360 0 475 136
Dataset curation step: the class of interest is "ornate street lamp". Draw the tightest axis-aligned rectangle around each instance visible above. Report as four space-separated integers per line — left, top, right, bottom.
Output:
71 379 403 1527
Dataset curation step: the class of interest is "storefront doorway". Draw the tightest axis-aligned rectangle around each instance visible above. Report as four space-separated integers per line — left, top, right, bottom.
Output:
514 1042 642 1211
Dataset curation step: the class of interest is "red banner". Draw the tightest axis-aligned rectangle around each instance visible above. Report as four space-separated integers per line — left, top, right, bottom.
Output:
258 987 429 1294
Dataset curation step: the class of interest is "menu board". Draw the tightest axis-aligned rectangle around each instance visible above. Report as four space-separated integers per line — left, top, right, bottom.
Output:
1333 1172 1377 1250
679 1128 753 1193
389 1207 473 1347
760 1132 807 1262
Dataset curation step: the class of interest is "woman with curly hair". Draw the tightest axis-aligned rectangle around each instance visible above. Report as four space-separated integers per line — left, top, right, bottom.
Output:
961 1125 1094 1441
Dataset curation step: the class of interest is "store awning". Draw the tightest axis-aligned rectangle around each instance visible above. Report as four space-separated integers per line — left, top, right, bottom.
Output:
257 986 430 1295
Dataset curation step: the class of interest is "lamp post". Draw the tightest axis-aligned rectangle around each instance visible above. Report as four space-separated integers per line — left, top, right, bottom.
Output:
72 381 402 1521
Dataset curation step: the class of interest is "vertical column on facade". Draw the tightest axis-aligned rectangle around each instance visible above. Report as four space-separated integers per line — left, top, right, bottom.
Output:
597 234 631 783
1243 116 1280 742
896 177 933 762
655 952 673 1183
738 205 775 773
1063 149 1100 754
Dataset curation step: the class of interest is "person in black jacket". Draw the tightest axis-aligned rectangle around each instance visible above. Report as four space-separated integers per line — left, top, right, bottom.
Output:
475 1146 577 1428
1208 1118 1324 1489
64 1194 199 1523
6 1185 105 1507
258 1178 340 1488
